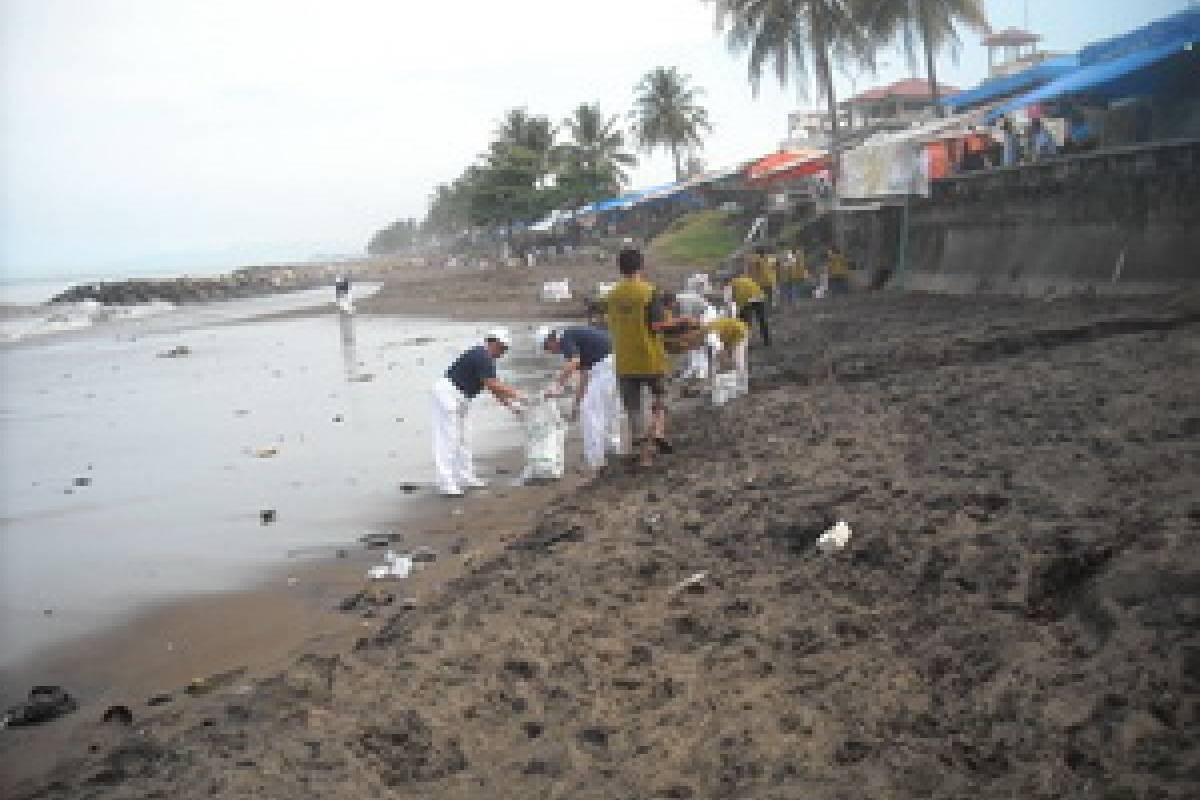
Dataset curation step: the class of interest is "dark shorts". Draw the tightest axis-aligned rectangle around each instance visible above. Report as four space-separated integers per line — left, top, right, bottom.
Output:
618 374 666 417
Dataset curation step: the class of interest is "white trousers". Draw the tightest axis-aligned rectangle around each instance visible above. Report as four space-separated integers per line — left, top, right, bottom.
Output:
733 339 749 394
431 377 479 492
581 356 621 467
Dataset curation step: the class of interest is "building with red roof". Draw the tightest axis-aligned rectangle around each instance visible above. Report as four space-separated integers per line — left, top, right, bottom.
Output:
839 79 960 131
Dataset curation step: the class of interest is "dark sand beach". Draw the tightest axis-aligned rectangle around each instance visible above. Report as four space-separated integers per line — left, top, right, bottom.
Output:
4 260 1198 798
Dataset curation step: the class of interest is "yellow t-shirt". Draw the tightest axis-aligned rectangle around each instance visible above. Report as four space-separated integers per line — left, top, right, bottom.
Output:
828 252 850 279
606 278 668 377
706 317 748 348
788 251 809 282
749 254 777 288
731 275 764 309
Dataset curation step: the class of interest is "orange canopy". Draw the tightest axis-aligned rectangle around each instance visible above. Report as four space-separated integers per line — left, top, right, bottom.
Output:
745 149 826 182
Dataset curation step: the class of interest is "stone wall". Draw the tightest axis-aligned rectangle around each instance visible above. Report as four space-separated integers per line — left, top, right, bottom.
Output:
897 138 1200 296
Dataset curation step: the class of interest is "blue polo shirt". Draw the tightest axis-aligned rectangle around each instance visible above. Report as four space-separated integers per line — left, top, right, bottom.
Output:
558 326 611 370
446 345 496 398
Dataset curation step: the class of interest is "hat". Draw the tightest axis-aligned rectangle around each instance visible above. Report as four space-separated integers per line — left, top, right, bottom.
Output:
534 325 556 350
484 327 512 348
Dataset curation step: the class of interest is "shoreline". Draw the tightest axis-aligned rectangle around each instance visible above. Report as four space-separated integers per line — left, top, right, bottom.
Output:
5 267 1198 797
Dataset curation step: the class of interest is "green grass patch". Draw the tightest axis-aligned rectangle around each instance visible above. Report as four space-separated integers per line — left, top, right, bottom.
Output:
649 210 742 266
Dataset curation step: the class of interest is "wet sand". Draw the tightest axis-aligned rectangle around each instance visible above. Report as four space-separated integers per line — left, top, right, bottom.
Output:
4 271 1199 797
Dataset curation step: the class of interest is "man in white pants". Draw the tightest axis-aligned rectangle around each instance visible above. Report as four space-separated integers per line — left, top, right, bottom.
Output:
538 325 622 469
432 329 524 496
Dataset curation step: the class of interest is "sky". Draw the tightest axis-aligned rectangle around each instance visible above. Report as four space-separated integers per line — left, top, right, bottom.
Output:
0 0 1191 279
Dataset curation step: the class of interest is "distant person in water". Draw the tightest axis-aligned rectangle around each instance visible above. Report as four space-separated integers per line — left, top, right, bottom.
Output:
432 329 524 496
334 274 350 300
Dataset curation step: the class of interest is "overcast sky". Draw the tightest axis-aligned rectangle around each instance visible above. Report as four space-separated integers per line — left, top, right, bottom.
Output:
0 0 1189 278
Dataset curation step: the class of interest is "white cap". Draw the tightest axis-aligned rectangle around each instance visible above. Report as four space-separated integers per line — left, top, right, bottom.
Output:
534 325 555 350
484 327 512 348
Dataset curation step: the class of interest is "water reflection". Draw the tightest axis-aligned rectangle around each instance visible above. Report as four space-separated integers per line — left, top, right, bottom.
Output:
337 307 359 382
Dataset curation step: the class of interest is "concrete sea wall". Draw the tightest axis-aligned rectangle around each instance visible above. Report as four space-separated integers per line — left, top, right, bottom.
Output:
896 138 1200 296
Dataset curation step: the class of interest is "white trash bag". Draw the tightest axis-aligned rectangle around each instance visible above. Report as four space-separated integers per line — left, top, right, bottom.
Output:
711 371 739 406
519 398 566 482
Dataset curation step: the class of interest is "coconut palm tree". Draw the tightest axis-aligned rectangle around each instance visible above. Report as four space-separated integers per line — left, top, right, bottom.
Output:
560 103 638 202
630 67 712 181
893 0 989 115
710 0 893 241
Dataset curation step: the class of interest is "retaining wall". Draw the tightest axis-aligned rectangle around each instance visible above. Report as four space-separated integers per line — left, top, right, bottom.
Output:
898 139 1200 296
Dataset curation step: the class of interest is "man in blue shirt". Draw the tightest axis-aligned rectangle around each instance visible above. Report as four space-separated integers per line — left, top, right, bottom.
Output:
538 325 622 469
432 328 524 496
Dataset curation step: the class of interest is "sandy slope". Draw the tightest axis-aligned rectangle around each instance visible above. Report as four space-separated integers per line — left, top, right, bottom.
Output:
8 289 1200 799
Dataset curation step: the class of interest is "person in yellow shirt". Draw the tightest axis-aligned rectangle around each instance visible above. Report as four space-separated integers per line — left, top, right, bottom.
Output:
730 272 769 346
747 247 778 306
826 245 851 296
607 248 689 468
705 316 750 396
782 248 811 303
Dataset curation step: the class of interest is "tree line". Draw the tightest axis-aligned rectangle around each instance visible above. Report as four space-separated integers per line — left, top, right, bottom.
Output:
368 1 987 254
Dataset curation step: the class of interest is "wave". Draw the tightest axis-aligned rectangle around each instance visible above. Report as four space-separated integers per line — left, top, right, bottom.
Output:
0 299 177 342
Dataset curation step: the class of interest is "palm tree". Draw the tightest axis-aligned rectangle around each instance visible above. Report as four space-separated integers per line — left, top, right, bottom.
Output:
893 0 989 115
710 0 893 239
560 103 638 202
630 67 712 181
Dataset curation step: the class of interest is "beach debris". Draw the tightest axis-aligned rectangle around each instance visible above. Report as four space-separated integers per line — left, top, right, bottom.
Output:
332 414 344 423
411 546 437 564
233 409 250 417
185 667 247 697
816 520 853 553
43 608 53 616
73 476 91 487
3 685 78 727
349 373 375 383
146 693 173 707
156 345 191 358
101 705 133 727
259 509 277 525
399 482 419 494
253 446 279 458
368 550 413 580
670 571 709 597
360 531 403 549
335 548 349 559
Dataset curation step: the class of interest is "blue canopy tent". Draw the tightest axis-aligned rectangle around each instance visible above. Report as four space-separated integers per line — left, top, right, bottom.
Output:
941 55 1078 111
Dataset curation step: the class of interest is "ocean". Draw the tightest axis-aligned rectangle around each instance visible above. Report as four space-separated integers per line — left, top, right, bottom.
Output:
0 283 542 669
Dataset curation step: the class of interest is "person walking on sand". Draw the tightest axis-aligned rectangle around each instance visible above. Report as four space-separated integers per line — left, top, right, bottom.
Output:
607 248 686 469
432 329 524 497
826 245 851 296
747 247 778 307
730 272 769 346
537 325 622 470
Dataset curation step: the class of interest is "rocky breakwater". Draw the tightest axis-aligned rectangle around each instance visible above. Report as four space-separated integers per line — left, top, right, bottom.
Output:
50 266 330 306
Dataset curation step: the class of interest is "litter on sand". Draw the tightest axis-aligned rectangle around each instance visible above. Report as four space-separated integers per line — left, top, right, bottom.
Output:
368 550 413 580
816 520 853 552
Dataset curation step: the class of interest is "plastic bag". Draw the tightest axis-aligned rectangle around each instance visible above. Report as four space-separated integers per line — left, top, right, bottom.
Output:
711 371 739 406
520 398 566 482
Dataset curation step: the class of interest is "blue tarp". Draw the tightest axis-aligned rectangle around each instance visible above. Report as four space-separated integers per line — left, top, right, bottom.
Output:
985 39 1193 121
941 55 1079 110
1078 8 1200 65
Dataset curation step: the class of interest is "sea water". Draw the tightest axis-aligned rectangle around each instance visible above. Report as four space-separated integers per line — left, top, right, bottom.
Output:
0 285 538 668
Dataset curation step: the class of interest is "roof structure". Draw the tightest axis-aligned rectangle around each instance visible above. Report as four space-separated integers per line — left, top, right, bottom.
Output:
842 79 960 106
982 28 1041 47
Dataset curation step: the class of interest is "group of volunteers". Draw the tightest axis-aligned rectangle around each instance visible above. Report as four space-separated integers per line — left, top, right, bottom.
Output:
430 242 847 495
